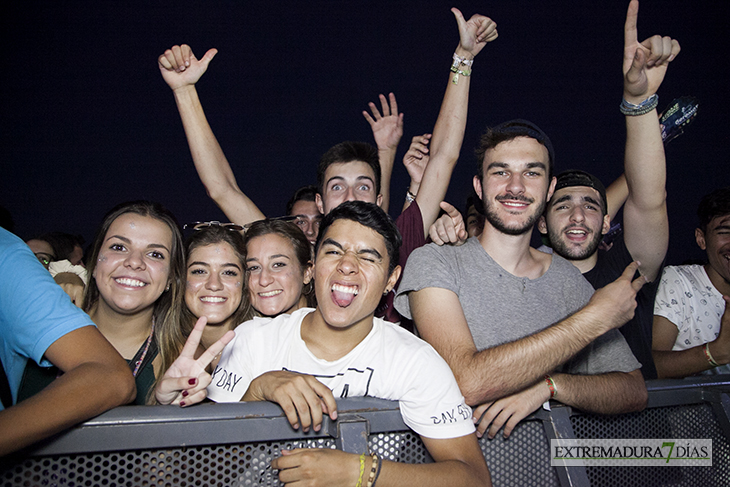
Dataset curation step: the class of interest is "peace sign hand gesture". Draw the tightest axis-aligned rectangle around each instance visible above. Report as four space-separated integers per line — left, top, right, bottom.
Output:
155 316 235 406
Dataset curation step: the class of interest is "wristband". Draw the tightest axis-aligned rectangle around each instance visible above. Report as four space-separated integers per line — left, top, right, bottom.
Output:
452 52 474 69
355 453 366 487
703 343 720 368
405 190 417 203
544 374 557 399
620 94 659 116
450 65 472 85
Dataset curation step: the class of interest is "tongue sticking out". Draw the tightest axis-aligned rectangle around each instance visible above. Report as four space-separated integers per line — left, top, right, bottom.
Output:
332 285 358 307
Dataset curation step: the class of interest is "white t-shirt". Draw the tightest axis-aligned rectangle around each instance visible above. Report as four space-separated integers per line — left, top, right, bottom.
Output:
208 308 475 439
653 264 730 375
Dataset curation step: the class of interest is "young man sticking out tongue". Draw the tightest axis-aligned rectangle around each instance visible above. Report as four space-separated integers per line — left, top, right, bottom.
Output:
207 201 491 487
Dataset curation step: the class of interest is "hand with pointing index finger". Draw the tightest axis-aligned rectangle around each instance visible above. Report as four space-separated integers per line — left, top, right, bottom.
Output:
155 316 235 406
623 0 680 104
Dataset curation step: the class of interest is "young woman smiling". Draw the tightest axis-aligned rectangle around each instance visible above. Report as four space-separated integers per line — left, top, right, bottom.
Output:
181 225 252 352
244 220 315 317
82 201 187 404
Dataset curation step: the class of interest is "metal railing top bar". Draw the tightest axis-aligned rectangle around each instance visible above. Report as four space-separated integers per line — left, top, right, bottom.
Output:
20 377 730 458
27 396 409 457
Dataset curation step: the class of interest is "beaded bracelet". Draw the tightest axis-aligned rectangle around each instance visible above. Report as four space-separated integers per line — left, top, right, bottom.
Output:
355 453 366 487
365 454 379 487
703 343 720 367
620 94 659 116
544 374 557 399
372 454 383 487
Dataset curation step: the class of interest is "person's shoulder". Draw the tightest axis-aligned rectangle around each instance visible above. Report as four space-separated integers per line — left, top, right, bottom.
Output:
547 251 585 277
660 264 702 283
375 317 444 359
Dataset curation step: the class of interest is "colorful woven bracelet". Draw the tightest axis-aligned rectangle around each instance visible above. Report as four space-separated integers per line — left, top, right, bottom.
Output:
703 343 720 367
355 453 365 487
544 374 557 399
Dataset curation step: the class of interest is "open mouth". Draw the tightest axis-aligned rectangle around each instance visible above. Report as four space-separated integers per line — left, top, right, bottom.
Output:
564 227 589 242
115 277 147 288
332 283 359 307
258 289 283 298
201 296 227 303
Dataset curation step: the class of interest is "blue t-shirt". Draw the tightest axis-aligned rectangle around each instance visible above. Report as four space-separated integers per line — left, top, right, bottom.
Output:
0 228 95 410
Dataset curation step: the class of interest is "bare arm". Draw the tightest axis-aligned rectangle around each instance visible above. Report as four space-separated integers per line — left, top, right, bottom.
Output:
605 173 628 222
621 1 679 281
410 262 646 405
415 9 497 238
551 369 647 413
271 434 490 487
473 369 646 439
652 307 730 378
0 326 135 456
401 134 431 212
158 45 265 225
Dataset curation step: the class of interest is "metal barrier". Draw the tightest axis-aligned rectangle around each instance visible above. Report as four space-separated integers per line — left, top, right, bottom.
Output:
2 378 730 487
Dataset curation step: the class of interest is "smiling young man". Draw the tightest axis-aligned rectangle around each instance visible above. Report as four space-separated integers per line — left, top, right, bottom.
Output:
653 187 730 377
207 201 491 487
395 118 647 440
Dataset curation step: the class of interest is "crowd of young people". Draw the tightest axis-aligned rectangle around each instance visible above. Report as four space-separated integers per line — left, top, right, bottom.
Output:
3 1 725 485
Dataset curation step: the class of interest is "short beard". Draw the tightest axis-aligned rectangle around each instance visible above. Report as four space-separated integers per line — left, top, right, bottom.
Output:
548 226 603 260
483 197 546 236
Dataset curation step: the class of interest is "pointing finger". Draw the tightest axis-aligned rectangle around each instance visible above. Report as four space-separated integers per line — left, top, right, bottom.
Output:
624 0 639 48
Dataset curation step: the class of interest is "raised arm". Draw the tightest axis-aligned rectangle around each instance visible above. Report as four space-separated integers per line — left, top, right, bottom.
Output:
415 9 497 238
401 134 431 212
0 326 135 456
158 45 265 225
363 93 404 213
411 262 645 405
621 0 679 281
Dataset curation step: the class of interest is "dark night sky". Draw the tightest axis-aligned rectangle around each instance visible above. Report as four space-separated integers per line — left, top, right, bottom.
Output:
2 1 728 266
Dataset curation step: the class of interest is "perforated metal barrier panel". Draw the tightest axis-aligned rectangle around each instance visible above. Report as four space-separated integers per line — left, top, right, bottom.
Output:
2 380 730 487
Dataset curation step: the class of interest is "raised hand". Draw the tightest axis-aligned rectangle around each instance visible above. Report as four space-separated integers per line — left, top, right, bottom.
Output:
272 449 361 486
244 370 338 432
155 316 235 406
403 134 431 187
452 8 498 59
158 44 218 92
363 93 404 152
472 380 550 439
623 0 680 103
429 201 468 246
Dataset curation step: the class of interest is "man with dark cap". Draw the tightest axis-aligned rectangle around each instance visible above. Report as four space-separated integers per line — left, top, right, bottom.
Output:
536 0 680 379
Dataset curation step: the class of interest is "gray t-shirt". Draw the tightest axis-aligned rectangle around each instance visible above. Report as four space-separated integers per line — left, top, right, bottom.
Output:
394 237 640 375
